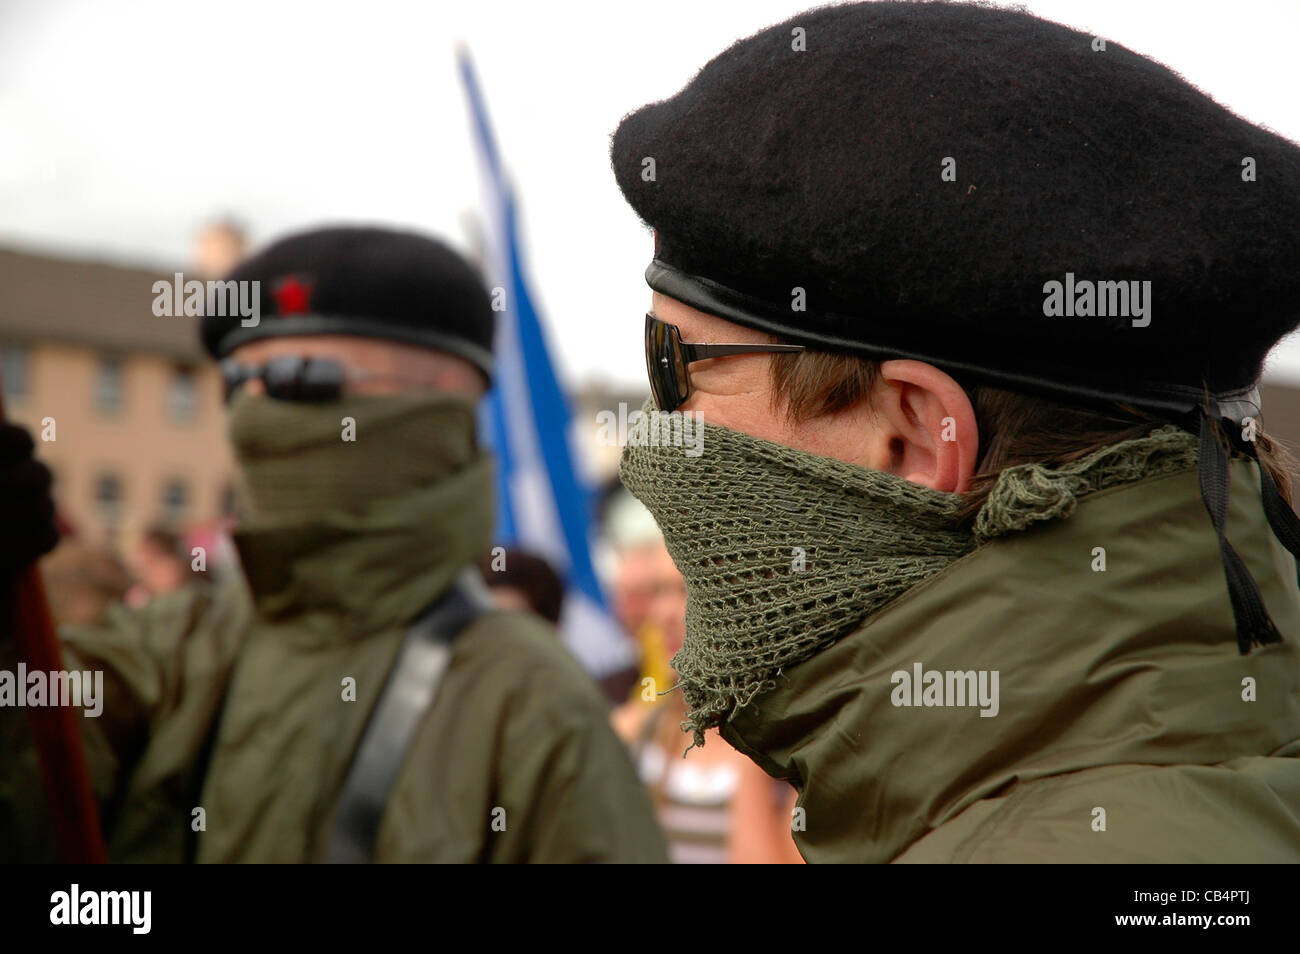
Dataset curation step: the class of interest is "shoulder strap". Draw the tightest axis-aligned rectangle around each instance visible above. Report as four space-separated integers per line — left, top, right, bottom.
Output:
324 567 492 864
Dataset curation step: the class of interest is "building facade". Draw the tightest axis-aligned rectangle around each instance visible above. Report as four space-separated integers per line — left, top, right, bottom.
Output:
0 246 234 553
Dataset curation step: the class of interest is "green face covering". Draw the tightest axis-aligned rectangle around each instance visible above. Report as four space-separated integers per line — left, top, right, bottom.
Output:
227 389 481 526
619 410 977 749
619 404 1201 750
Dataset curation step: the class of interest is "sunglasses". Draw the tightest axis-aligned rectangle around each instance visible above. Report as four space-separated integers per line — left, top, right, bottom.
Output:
644 313 806 412
220 355 431 403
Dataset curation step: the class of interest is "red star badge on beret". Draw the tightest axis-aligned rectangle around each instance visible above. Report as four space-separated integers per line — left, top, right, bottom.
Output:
272 276 312 315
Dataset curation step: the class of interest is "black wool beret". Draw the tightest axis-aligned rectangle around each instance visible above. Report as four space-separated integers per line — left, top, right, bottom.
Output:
611 0 1300 412
201 226 495 383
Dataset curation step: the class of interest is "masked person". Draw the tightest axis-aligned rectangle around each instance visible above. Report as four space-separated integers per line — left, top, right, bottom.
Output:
610 1 1300 863
0 226 668 863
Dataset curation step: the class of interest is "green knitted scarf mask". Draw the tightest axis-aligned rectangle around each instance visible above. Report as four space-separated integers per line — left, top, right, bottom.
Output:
619 407 1200 749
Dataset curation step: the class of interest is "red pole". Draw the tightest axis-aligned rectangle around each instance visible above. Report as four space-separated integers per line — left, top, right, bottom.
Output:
2 393 107 863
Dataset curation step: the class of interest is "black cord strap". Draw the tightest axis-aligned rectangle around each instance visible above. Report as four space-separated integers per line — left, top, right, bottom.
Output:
1250 444 1300 589
1196 405 1283 654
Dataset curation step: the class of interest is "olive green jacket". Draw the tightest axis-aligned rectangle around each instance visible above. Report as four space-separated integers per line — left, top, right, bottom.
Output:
721 460 1300 862
2 484 667 863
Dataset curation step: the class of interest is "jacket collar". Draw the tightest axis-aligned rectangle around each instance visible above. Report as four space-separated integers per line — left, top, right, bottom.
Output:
720 461 1300 862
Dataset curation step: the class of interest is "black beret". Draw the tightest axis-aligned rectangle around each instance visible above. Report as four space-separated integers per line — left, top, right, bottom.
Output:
611 0 1300 412
201 226 495 382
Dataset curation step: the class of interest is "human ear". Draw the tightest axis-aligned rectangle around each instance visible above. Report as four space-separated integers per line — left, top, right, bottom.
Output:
874 360 979 493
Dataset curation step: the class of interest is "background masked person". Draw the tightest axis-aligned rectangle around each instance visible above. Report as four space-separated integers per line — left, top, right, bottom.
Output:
0 225 668 863
610 1 1300 863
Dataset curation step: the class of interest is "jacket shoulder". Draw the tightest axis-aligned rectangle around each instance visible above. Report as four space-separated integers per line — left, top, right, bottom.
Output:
382 608 669 862
60 580 249 718
451 608 609 711
897 758 1300 863
63 579 249 662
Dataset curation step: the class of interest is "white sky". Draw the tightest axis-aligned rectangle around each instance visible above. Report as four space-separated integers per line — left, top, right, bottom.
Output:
2 0 1299 389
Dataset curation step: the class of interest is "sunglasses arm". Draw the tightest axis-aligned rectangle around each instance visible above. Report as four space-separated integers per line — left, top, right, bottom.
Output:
680 342 807 361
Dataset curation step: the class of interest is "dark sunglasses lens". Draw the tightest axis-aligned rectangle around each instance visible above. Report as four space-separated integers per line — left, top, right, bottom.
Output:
645 317 687 411
644 316 663 408
261 356 345 402
262 356 306 400
298 359 345 401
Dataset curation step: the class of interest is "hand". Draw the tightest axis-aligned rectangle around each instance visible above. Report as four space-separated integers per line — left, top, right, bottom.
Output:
0 423 59 577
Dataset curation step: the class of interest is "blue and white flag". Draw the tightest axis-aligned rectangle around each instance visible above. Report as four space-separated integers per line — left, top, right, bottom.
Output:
458 49 635 680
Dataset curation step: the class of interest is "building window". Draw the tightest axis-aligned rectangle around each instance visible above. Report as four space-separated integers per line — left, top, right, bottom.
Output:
167 365 198 423
95 355 124 415
162 478 189 525
94 472 123 523
1 345 29 403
